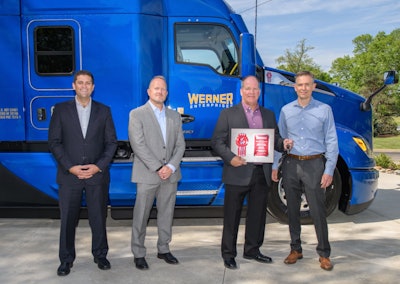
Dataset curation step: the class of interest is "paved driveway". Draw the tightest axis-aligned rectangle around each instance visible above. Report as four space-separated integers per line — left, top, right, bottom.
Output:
0 172 399 283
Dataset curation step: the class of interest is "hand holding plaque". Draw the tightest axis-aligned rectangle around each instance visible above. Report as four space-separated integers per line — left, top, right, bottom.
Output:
231 128 274 163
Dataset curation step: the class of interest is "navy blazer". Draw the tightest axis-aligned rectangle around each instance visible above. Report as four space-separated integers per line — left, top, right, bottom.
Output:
48 99 117 186
211 103 285 186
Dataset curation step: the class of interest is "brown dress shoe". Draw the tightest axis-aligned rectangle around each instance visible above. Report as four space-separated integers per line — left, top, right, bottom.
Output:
319 257 333 271
284 250 303 264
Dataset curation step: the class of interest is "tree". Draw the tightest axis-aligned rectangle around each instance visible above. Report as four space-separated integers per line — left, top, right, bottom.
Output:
330 29 400 136
330 29 400 94
275 39 331 81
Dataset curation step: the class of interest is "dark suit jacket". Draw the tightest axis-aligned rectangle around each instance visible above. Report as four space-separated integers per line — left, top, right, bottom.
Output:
48 99 117 186
211 103 284 186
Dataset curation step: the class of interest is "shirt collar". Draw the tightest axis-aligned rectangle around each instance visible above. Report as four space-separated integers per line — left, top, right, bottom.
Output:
148 100 165 112
241 101 260 112
75 96 92 108
294 97 315 108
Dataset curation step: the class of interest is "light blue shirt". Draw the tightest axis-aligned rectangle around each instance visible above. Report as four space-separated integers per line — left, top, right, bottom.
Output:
75 97 91 138
148 101 176 173
149 101 167 144
273 97 339 176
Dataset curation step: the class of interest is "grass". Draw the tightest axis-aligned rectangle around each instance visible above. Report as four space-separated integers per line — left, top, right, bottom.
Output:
372 116 400 169
373 116 400 149
373 135 400 149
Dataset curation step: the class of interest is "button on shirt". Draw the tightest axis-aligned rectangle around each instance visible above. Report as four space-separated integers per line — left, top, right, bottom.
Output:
273 98 338 176
76 97 91 138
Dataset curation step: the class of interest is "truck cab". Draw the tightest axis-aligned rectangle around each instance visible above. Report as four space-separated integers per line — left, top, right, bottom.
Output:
0 0 384 223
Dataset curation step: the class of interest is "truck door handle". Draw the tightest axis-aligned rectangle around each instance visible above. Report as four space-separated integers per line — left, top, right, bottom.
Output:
181 114 195 124
37 108 46 121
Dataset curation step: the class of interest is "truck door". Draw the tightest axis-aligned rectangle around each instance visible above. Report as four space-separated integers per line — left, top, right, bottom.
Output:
165 20 243 206
21 19 81 141
168 21 241 142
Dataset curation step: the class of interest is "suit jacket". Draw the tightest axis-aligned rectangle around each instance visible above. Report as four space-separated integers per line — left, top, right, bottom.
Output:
211 103 285 186
48 99 117 186
128 101 185 184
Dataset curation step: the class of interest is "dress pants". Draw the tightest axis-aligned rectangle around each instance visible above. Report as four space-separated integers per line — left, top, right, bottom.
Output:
282 156 331 257
221 167 268 260
58 182 109 262
131 181 177 258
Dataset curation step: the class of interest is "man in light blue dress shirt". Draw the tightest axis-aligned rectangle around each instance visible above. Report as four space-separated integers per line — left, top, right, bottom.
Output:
272 71 339 271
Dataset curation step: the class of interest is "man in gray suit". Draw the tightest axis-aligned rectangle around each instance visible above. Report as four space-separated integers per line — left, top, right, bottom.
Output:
212 75 292 269
128 75 185 270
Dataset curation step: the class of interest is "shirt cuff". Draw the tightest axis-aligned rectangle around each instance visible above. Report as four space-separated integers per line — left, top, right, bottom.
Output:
166 164 176 173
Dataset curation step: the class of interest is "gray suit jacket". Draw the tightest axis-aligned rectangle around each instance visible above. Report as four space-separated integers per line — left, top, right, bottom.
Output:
128 101 185 184
211 103 285 187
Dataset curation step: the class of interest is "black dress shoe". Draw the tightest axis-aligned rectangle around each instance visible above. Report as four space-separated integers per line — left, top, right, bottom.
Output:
243 252 273 263
223 258 237 269
94 257 111 270
134 257 149 270
57 262 73 276
157 252 179 264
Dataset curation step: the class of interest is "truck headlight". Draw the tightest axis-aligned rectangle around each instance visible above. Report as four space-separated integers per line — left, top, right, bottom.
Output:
353 137 372 155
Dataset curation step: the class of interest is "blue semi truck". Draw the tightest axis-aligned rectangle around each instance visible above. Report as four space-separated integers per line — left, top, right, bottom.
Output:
0 0 396 223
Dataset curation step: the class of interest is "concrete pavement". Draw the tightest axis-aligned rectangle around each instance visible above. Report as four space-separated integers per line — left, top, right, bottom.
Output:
1 172 400 284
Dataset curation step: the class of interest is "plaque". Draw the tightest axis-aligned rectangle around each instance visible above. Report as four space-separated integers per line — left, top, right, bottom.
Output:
231 128 274 163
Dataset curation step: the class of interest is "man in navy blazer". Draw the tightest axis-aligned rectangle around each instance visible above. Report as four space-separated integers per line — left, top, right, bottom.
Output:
211 75 292 269
48 70 117 276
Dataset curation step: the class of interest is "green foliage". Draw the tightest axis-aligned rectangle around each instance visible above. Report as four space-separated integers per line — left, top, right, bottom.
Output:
329 29 400 135
374 153 399 170
275 39 331 81
330 29 400 94
274 30 400 136
374 115 399 136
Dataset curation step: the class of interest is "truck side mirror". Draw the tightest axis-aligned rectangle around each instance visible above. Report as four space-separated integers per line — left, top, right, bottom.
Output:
360 70 398 111
240 33 256 77
383 70 398 85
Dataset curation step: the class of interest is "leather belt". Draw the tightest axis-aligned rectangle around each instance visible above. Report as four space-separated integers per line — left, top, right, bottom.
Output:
288 153 323 161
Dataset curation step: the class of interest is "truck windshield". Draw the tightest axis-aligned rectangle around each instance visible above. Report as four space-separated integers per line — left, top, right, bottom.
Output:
175 23 238 76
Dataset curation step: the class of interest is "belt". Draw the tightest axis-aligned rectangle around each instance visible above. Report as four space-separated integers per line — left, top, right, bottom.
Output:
288 153 323 161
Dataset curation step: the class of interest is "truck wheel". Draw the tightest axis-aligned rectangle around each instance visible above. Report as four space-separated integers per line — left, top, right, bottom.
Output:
267 168 342 225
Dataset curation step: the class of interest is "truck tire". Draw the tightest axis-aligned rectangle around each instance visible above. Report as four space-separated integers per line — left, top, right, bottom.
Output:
267 167 342 225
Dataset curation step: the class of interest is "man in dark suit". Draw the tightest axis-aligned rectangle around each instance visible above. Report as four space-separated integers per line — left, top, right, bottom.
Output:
48 70 117 276
128 75 185 270
211 75 292 269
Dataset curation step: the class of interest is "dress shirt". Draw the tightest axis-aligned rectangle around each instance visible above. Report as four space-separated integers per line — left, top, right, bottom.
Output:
149 101 167 144
242 101 263 129
75 96 92 138
148 101 176 173
273 98 338 176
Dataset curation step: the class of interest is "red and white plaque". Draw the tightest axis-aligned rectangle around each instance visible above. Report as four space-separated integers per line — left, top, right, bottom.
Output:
231 128 274 163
